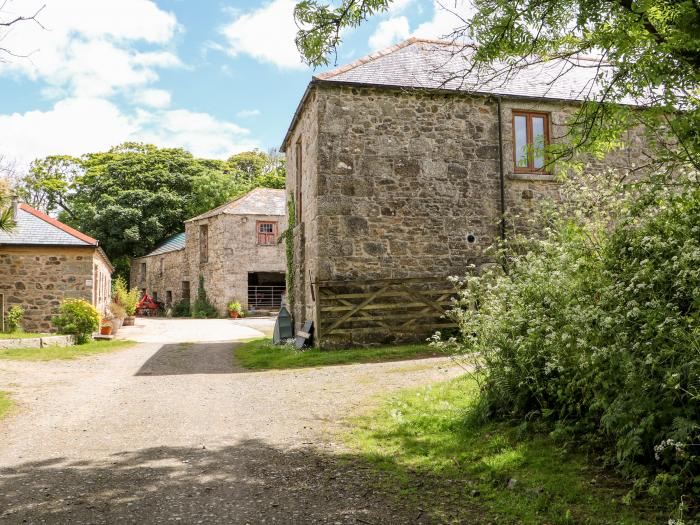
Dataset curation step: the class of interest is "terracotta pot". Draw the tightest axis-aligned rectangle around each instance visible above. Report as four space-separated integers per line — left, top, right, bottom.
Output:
229 311 240 319
100 325 113 335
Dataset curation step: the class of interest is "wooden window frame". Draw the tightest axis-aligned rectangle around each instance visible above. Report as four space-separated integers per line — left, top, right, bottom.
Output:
256 220 278 245
512 111 551 173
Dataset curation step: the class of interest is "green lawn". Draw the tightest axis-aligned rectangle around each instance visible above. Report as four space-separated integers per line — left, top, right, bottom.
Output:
234 338 440 370
346 375 665 524
0 332 50 339
0 391 13 420
0 339 137 361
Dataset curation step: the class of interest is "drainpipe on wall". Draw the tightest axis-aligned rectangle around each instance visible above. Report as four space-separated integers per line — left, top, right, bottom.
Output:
496 97 506 241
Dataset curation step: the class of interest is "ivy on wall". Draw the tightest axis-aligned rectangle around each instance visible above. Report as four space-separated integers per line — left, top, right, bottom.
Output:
284 197 296 313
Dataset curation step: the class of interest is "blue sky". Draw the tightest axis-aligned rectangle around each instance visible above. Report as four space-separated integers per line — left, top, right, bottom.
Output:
0 0 465 167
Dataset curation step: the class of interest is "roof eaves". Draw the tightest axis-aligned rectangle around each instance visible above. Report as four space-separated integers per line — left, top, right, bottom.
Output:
280 82 316 153
18 203 98 245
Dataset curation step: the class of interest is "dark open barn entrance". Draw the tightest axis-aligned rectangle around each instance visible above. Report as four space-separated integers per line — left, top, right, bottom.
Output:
248 272 286 310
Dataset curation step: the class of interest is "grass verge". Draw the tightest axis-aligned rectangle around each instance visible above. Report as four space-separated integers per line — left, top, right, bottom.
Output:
346 375 665 524
0 339 137 361
235 338 440 370
0 332 50 339
0 391 14 420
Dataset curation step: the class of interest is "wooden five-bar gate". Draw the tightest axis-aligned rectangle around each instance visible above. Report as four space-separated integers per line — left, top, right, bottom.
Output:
315 277 459 345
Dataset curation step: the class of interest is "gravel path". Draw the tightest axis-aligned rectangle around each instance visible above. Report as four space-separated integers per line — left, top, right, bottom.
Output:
0 321 462 524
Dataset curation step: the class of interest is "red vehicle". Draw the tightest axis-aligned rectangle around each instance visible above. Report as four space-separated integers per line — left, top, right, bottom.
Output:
136 293 159 316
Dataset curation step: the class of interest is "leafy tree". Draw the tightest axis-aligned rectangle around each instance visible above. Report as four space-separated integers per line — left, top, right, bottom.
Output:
0 177 15 233
294 0 700 170
18 155 81 215
227 150 269 179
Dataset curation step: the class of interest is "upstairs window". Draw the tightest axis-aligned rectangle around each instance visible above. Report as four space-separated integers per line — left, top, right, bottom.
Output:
140 262 146 283
513 111 550 172
199 224 208 263
257 221 278 245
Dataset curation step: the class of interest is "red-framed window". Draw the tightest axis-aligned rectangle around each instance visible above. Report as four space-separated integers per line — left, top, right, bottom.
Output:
257 221 278 245
512 111 550 173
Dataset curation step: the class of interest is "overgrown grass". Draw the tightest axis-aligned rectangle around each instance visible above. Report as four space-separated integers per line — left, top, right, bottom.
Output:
0 332 50 339
346 375 665 524
234 338 440 370
0 391 14 420
0 339 136 361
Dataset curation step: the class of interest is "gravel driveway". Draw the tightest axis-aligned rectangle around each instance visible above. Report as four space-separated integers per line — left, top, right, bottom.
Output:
0 319 462 524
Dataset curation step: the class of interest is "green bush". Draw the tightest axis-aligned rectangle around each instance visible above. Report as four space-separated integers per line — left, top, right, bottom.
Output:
436 178 700 512
6 305 24 333
191 275 218 319
111 276 140 316
171 300 190 317
52 299 100 344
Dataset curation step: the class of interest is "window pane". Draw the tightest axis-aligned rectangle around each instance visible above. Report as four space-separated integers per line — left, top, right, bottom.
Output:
532 117 546 169
514 115 528 167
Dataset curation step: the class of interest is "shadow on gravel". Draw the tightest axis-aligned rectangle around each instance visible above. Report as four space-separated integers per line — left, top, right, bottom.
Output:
0 440 451 525
135 342 245 376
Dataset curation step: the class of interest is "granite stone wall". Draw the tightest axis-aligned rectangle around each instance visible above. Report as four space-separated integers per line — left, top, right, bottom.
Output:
285 84 644 344
0 246 111 332
130 248 190 308
184 212 287 315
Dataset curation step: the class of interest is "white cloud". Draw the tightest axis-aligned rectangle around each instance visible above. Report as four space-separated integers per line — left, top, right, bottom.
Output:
0 98 137 163
236 109 261 118
134 89 172 109
0 98 258 166
0 0 181 97
369 17 411 50
220 0 306 70
413 1 474 40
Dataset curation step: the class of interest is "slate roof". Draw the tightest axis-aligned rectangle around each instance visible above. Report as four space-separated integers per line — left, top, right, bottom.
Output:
186 188 286 222
314 38 613 102
282 37 630 151
144 232 186 258
0 203 98 246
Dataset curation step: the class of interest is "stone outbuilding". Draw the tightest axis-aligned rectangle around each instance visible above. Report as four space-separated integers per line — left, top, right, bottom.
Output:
131 188 287 315
0 201 113 332
280 38 645 347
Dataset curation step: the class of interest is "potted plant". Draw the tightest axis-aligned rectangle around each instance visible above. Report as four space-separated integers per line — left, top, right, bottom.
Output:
227 300 244 319
109 302 126 335
112 277 139 326
100 319 113 336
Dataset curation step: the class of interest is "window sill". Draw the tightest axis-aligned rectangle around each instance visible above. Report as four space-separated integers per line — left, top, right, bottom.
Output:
509 172 557 182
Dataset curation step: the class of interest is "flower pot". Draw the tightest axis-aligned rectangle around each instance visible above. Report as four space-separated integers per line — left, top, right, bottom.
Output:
100 325 113 335
229 311 240 319
123 316 135 326
112 317 123 335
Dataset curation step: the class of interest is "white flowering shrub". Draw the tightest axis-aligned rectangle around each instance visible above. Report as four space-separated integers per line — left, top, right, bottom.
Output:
437 174 700 511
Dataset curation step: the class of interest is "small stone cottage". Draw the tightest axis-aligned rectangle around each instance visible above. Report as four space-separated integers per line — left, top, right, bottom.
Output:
280 38 644 347
130 188 287 315
0 201 113 332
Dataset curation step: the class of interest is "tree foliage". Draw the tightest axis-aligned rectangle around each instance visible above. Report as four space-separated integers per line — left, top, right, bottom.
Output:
434 172 700 513
294 0 700 169
14 144 286 278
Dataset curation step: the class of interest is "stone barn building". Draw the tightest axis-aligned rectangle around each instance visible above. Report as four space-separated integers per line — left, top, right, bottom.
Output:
280 38 644 347
131 188 287 315
0 201 113 332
